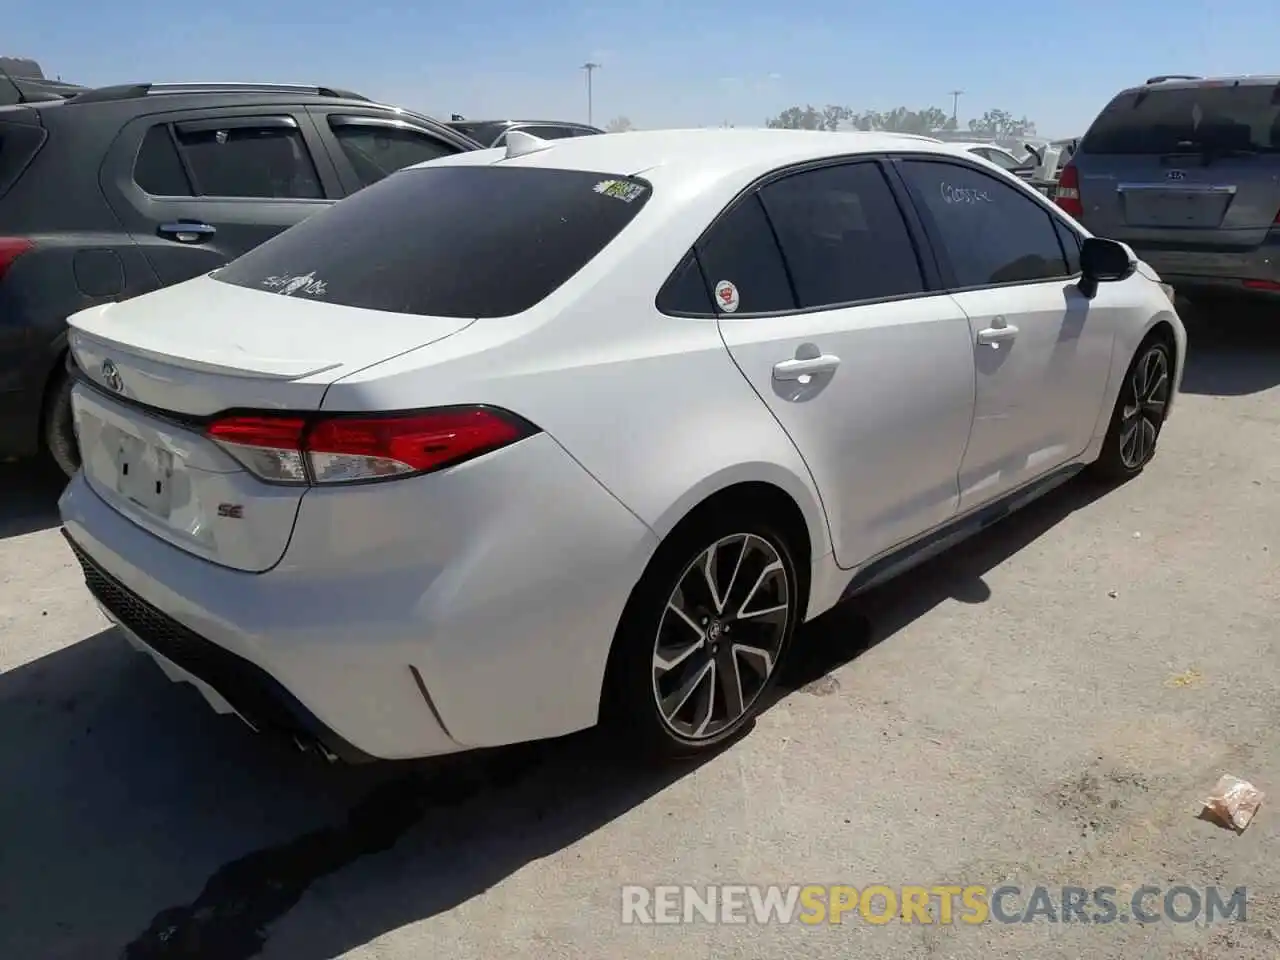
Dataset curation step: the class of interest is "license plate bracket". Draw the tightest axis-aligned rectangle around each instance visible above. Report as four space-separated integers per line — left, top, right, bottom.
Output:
114 432 174 518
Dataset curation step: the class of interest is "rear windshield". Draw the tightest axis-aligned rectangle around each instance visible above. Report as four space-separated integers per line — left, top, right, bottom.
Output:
213 165 652 318
1081 83 1280 155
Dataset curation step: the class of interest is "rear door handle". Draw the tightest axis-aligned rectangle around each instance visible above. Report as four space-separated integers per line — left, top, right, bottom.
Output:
977 324 1019 345
158 221 216 244
772 354 841 381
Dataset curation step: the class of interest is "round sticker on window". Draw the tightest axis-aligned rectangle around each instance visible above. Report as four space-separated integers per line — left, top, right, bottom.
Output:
714 280 740 313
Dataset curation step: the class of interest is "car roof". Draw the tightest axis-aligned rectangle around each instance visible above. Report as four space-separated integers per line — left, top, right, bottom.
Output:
1117 74 1280 97
452 119 595 127
426 128 986 185
949 141 1010 152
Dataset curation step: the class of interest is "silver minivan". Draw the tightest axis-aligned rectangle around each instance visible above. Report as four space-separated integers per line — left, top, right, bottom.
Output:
1059 75 1280 303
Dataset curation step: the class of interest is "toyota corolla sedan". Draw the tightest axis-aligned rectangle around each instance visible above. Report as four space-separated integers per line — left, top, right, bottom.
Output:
58 129 1185 763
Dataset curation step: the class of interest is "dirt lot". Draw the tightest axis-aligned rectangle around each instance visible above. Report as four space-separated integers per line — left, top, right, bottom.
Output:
1 307 1278 960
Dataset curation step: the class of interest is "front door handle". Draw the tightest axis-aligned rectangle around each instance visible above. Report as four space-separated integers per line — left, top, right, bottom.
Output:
772 354 841 381
977 324 1019 345
158 221 216 244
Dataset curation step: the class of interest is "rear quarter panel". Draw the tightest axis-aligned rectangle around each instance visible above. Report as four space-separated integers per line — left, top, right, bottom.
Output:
320 174 834 567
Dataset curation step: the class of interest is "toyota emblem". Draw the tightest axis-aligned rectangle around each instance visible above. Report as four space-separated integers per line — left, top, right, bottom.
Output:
1166 169 1186 181
102 359 124 393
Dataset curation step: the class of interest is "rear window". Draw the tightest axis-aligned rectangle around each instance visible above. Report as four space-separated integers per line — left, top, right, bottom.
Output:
0 118 47 198
1081 83 1280 155
213 165 652 318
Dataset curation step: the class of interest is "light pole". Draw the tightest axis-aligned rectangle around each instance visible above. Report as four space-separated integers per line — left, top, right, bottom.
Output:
948 89 964 128
582 61 601 127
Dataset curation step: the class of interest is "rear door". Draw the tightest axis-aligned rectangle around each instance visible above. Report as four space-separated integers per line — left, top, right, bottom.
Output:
101 106 343 287
1076 81 1280 253
695 159 976 568
308 108 473 193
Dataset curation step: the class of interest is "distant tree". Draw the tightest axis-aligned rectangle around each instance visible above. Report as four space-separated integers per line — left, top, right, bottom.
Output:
606 116 634 133
765 105 826 130
968 109 1036 138
766 103 1039 138
821 105 852 131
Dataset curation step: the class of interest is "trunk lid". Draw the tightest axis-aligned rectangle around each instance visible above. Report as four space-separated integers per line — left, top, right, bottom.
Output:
1080 152 1280 251
67 275 475 572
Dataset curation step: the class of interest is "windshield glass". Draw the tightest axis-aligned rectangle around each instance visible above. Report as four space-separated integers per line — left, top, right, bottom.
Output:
213 165 652 318
1081 83 1280 155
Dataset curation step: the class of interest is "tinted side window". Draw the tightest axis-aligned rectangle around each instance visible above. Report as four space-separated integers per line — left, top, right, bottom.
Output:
1053 217 1082 274
328 120 460 189
899 160 1068 287
134 124 192 196
759 162 924 308
175 120 322 199
695 195 795 313
657 252 715 314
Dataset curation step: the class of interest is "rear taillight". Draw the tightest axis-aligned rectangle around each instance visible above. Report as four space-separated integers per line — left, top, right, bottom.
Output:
207 406 537 485
0 237 35 280
1054 162 1083 218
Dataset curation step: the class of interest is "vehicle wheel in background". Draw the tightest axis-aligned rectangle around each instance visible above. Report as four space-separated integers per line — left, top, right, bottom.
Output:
43 370 79 479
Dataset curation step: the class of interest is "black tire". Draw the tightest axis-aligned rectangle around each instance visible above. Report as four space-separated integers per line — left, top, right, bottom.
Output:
1088 335 1173 483
600 512 801 759
42 371 80 479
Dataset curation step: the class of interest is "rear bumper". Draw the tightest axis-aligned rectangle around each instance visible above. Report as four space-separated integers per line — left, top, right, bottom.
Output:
1131 231 1280 300
63 529 377 763
57 432 659 761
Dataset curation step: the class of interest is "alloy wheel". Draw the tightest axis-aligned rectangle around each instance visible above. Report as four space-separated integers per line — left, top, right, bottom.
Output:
1119 345 1169 470
651 533 790 740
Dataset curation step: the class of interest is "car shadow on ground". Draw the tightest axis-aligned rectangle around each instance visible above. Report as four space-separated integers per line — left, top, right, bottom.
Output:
0 461 65 539
1178 298 1280 397
0 474 1111 960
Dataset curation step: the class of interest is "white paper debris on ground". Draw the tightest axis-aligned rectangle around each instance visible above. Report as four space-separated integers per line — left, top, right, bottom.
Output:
1202 775 1264 832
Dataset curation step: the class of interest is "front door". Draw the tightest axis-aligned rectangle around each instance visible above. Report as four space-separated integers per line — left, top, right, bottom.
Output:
699 160 977 568
895 157 1119 510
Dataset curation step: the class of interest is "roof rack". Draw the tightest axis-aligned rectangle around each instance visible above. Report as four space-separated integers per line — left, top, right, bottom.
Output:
1144 74 1202 85
70 81 369 105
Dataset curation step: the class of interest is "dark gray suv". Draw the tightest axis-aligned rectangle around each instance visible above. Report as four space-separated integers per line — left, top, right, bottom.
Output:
0 81 480 476
1059 74 1280 303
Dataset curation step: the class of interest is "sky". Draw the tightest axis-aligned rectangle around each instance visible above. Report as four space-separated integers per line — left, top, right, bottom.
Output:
9 0 1280 138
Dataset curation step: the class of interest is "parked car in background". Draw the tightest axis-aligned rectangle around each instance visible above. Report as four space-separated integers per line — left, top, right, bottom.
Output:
446 116 604 147
60 129 1183 764
0 81 480 476
1058 74 1280 305
953 140 1028 174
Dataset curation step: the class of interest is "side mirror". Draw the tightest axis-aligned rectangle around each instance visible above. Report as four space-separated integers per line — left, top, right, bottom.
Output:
1077 236 1136 298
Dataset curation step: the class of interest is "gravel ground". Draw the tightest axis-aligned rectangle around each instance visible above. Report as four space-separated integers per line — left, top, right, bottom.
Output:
1 305 1277 960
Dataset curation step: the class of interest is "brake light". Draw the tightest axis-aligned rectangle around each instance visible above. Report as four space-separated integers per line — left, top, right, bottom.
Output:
206 406 537 485
1054 162 1083 218
1243 279 1280 292
0 238 35 280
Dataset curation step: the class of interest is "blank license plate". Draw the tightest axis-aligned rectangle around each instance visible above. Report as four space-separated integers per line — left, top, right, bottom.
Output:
114 432 174 518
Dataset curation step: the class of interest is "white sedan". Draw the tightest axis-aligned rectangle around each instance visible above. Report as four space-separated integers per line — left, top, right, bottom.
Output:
58 129 1185 762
